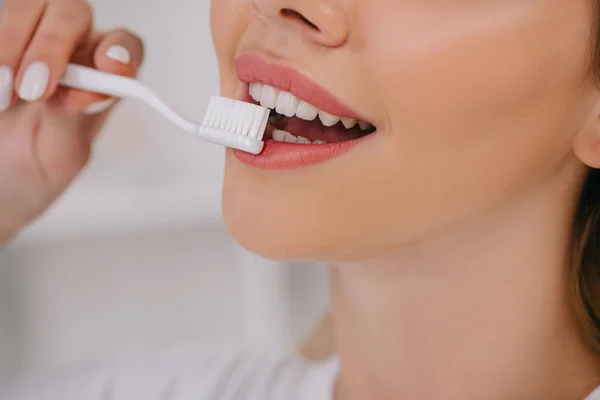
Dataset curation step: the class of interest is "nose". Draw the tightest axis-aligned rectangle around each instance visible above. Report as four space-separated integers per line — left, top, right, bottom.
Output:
254 0 349 48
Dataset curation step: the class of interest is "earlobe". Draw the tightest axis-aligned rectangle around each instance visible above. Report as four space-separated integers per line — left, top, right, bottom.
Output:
573 135 600 169
573 94 600 169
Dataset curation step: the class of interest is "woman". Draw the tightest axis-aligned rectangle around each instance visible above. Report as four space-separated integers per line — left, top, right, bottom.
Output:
3 0 600 398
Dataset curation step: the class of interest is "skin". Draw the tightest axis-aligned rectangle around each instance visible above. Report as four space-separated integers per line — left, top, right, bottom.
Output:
212 0 600 398
214 0 597 263
2 0 600 398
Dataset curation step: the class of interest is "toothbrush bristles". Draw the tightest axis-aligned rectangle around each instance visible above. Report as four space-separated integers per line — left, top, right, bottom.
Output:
196 95 269 154
204 96 269 140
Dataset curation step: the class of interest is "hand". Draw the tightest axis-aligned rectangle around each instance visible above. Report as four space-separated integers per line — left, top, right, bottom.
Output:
0 0 144 245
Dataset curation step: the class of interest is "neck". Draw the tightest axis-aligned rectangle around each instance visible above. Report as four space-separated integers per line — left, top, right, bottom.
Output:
331 165 600 400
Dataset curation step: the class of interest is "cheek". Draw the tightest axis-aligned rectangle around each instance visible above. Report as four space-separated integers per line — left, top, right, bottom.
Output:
364 1 591 188
366 1 590 132
219 0 594 264
210 0 251 95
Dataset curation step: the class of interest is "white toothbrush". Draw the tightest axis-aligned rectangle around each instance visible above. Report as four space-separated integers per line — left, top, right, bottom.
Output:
59 63 269 154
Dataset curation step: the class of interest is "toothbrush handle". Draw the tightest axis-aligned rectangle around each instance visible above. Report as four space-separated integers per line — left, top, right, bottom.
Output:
60 63 140 98
60 65 265 154
60 64 197 133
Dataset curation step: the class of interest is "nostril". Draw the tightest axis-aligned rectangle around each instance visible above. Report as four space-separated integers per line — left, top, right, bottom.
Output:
280 8 320 32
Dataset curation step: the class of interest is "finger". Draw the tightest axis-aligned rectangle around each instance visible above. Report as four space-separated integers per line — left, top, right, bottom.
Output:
16 0 93 102
52 86 113 115
0 0 47 111
70 30 104 65
94 28 144 76
59 28 145 115
49 32 108 113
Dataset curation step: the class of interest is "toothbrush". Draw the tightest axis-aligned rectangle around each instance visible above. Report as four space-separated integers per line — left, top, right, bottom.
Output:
59 63 269 154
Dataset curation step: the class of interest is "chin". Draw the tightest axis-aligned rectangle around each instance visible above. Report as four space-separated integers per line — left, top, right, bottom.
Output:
222 201 321 261
221 188 327 261
220 156 358 262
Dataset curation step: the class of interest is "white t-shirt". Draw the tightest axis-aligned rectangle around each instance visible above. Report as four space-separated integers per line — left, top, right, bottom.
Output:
3 352 600 400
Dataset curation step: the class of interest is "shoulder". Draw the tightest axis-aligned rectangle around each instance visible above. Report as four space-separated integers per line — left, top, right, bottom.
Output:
1 351 339 400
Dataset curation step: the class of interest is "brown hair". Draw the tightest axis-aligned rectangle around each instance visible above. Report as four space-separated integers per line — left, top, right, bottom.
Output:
572 168 600 352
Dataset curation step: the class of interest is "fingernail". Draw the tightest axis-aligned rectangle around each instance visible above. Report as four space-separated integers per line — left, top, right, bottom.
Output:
19 61 50 101
0 66 13 112
82 98 116 115
106 45 131 65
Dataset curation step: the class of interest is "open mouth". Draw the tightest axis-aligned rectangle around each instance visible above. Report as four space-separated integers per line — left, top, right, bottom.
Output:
232 53 377 169
248 83 377 145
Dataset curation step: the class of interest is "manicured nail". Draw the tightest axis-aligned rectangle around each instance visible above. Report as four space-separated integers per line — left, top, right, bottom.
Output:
82 98 116 115
19 61 50 101
106 45 131 65
0 66 13 112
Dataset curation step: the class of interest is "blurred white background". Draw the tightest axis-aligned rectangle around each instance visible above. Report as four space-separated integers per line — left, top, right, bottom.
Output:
0 0 328 379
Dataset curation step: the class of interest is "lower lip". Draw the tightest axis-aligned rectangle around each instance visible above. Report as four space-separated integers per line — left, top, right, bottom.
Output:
233 135 372 170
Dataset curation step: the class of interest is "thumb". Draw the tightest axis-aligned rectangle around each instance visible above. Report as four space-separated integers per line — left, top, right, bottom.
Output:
59 29 145 115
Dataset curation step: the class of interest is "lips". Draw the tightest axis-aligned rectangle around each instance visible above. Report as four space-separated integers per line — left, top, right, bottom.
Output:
234 54 364 120
232 53 376 169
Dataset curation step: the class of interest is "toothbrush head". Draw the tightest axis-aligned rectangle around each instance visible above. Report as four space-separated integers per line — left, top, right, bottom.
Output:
199 95 269 154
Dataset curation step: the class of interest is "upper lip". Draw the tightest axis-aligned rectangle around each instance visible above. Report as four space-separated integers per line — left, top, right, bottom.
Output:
234 53 365 121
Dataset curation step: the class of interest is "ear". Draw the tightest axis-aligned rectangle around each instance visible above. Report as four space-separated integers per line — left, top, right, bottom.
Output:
573 91 600 169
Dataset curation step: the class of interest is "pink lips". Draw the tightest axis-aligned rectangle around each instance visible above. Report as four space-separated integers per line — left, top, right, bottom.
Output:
233 136 371 169
232 53 373 170
234 53 362 120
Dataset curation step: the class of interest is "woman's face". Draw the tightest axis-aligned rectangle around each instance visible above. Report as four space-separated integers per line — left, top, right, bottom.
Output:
211 0 597 263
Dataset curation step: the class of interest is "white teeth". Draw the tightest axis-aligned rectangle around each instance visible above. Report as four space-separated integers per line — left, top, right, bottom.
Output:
295 101 319 121
260 85 279 109
358 121 372 131
318 110 341 127
284 132 297 143
272 129 287 142
341 118 358 129
250 83 374 133
271 130 328 145
272 129 298 143
250 83 263 102
276 92 300 118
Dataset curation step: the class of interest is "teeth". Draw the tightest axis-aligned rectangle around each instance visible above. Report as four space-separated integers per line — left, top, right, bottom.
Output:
250 83 374 132
284 131 297 143
250 83 263 102
260 85 279 109
358 121 372 131
295 101 319 121
272 129 287 142
271 129 328 145
341 118 357 129
318 110 341 127
276 92 300 118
